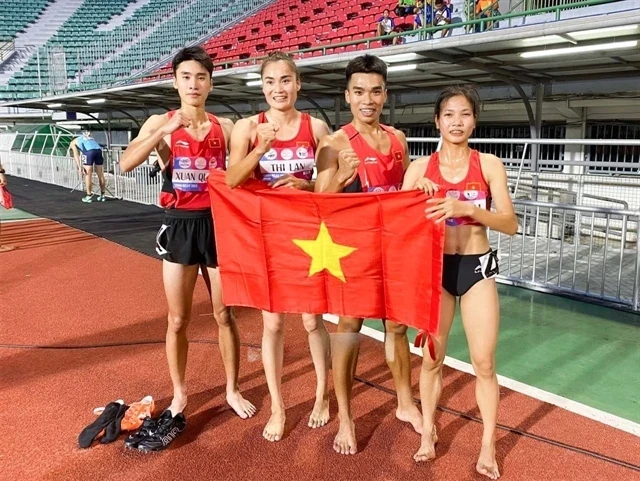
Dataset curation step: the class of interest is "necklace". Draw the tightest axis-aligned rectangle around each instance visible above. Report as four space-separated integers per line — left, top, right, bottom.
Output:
441 148 469 167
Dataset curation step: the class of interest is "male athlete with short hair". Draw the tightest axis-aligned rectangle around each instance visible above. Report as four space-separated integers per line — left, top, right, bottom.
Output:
315 54 419 455
120 46 255 451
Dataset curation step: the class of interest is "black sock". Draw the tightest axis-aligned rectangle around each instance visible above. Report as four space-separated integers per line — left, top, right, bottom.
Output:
100 403 129 444
78 402 121 448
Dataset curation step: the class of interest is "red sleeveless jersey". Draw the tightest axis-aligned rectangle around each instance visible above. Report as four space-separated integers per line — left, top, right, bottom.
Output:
159 111 226 210
252 112 316 182
341 123 405 192
424 149 491 226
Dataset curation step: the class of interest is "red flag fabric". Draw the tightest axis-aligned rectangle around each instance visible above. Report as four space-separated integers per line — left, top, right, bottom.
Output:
0 186 13 209
207 170 445 340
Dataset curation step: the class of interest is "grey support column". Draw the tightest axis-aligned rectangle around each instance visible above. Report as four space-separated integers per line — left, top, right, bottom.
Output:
506 80 539 201
107 112 112 150
389 93 396 127
530 83 543 200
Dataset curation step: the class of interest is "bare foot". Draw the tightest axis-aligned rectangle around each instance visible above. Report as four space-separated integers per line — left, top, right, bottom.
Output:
0 245 15 253
263 410 285 442
413 426 438 463
226 391 256 419
167 395 187 417
477 443 500 479
396 404 424 435
333 417 357 455
308 396 330 429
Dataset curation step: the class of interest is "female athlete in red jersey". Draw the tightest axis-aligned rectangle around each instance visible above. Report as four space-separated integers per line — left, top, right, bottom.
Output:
226 51 332 443
402 85 517 478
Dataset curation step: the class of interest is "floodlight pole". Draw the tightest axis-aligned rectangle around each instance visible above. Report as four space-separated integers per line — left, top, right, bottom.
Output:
299 94 332 128
389 93 396 127
114 109 143 129
215 100 243 120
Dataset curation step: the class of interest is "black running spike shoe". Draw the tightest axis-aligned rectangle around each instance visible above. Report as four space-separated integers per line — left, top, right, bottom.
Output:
136 410 186 452
124 416 159 450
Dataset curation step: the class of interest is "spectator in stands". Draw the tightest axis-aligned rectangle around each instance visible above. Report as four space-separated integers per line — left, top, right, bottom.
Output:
226 51 332 444
412 1 430 31
395 0 416 16
70 130 106 203
376 9 398 45
433 0 452 37
475 0 499 31
0 156 15 253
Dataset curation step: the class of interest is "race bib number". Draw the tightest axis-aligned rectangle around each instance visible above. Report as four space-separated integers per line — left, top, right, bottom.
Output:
366 184 401 193
445 189 487 226
259 147 315 183
172 156 209 192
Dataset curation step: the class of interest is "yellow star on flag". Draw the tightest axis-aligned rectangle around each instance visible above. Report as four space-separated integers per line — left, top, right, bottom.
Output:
293 222 357 283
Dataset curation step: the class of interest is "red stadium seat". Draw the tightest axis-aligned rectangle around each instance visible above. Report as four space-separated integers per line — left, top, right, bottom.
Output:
160 0 403 70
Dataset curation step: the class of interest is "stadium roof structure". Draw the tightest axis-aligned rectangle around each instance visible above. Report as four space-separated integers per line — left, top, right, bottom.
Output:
1 10 639 124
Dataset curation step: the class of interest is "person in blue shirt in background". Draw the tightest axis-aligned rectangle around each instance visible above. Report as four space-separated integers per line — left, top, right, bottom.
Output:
70 130 106 203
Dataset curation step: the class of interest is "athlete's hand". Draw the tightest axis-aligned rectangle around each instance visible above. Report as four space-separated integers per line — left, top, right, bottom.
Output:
425 197 474 223
415 177 439 196
270 174 311 191
161 111 191 135
0 172 6 186
336 149 360 185
255 122 279 154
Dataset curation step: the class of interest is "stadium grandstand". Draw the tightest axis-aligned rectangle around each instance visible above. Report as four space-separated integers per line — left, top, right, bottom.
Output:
0 0 638 479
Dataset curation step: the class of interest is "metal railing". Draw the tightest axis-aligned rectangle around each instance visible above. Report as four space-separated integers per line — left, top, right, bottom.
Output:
407 137 640 214
492 200 640 310
2 144 638 311
135 0 623 83
0 41 15 62
0 149 162 205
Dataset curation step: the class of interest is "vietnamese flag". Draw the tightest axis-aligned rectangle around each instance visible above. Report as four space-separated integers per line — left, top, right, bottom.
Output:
0 186 13 209
207 170 445 344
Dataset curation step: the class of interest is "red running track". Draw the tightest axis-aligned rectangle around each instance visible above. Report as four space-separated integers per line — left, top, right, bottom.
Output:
1 219 638 480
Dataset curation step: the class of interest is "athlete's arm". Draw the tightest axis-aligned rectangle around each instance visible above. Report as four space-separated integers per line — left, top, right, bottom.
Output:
467 154 518 235
119 114 176 173
311 117 333 139
219 116 235 146
401 155 438 195
314 132 358 193
69 139 82 171
0 157 6 187
401 158 426 190
226 118 270 188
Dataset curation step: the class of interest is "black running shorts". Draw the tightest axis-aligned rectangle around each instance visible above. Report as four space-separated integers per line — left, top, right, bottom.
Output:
82 149 104 166
155 209 218 267
442 249 499 297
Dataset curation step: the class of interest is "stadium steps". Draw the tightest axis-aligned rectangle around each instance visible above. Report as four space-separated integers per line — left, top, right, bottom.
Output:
96 0 156 31
76 0 271 90
0 0 138 98
0 0 51 42
73 0 192 83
